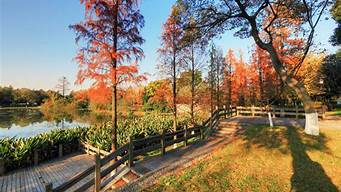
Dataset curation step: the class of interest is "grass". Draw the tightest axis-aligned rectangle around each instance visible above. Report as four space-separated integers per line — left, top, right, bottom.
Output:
326 107 341 116
144 125 341 192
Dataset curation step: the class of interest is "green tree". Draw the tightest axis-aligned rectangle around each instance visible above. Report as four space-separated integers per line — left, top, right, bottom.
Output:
0 86 14 107
321 54 341 99
331 0 341 48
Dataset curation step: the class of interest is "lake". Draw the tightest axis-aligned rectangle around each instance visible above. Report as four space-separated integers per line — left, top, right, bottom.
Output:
0 108 109 138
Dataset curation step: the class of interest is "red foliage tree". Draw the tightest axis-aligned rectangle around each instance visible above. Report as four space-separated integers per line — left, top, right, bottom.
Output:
70 0 145 150
158 5 184 131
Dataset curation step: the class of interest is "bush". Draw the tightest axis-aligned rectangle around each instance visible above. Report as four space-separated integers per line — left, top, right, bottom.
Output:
0 127 87 170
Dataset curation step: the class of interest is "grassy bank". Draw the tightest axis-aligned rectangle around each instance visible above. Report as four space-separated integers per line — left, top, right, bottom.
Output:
145 125 341 192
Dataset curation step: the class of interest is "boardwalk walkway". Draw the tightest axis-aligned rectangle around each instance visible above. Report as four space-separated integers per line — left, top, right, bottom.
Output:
4 116 328 191
0 153 94 192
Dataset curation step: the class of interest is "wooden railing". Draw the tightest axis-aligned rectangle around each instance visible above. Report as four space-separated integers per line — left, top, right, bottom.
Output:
45 108 234 192
235 106 326 119
80 142 110 158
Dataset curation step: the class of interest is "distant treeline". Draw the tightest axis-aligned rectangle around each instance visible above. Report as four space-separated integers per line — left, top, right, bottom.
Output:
0 86 57 107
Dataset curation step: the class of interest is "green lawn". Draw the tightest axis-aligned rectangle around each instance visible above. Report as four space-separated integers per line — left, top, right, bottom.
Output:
144 125 341 192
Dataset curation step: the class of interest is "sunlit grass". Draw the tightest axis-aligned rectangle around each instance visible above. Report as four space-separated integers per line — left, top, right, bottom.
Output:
144 125 341 192
326 107 341 116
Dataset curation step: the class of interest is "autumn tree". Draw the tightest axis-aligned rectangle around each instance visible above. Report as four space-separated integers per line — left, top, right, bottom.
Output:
223 49 235 110
182 0 329 135
180 21 207 123
70 0 145 150
231 50 249 105
297 53 326 97
158 4 185 131
208 44 224 114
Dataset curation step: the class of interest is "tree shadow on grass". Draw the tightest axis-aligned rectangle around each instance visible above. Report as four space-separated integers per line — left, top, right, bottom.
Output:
286 126 338 192
241 125 288 153
238 125 339 192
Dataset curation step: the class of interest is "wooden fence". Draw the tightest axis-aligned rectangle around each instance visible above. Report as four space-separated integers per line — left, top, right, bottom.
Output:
235 106 326 119
44 108 232 192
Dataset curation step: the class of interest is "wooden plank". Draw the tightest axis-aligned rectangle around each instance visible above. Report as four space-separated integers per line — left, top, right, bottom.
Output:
18 169 24 192
133 139 161 150
133 135 162 145
73 178 94 192
10 170 14 192
30 168 43 192
53 165 95 192
0 175 4 192
100 155 128 179
25 168 37 192
165 137 185 147
2 174 8 192
133 144 161 157
187 132 200 140
43 162 63 187
101 144 128 166
21 169 27 192
80 142 110 157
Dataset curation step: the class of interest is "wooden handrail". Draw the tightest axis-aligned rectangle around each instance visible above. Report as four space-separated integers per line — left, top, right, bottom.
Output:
235 105 325 119
100 144 128 166
48 108 229 192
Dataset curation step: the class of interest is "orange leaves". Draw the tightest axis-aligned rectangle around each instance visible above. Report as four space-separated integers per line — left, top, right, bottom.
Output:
149 80 172 106
71 0 145 93
88 81 111 105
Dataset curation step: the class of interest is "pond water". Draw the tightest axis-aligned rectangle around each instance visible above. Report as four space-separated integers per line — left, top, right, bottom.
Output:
0 108 108 138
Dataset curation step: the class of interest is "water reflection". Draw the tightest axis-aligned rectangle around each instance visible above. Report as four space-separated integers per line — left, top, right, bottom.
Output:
0 108 109 138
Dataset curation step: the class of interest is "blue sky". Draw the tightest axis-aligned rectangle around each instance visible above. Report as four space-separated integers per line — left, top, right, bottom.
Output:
0 0 337 90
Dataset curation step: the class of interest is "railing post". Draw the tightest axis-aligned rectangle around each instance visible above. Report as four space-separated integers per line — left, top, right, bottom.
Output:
322 107 325 119
280 108 285 117
94 154 101 192
128 136 134 167
209 114 213 131
97 146 100 157
184 125 188 146
223 105 227 118
34 150 39 166
236 107 239 116
0 158 5 176
161 130 166 156
295 105 299 119
251 105 255 116
200 126 204 140
58 144 63 158
45 182 53 192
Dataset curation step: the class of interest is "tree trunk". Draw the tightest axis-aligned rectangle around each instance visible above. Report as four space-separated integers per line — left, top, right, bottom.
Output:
172 48 177 132
247 15 319 135
190 45 195 124
228 62 232 112
257 57 264 105
111 0 118 151
112 85 118 151
254 37 319 135
217 59 220 109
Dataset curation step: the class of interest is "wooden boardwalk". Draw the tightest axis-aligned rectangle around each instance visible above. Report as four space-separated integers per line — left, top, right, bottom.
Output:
0 153 95 192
